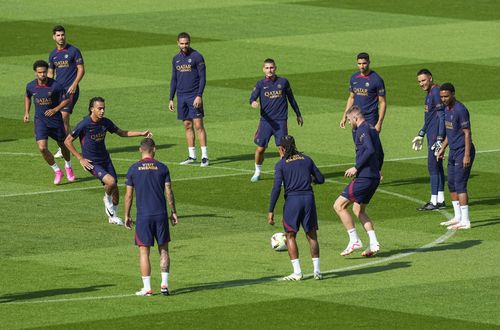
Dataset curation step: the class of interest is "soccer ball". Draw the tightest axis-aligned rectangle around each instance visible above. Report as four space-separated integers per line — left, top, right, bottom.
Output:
271 232 287 251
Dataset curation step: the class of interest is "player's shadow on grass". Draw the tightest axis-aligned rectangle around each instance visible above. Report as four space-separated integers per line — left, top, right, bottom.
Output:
471 218 500 228
211 152 280 165
322 261 411 280
180 213 233 220
0 284 114 303
373 239 482 258
173 262 411 294
470 197 500 206
107 143 174 154
383 174 478 187
322 171 348 179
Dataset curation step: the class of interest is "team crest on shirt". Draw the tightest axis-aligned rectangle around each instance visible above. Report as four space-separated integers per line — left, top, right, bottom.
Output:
365 82 370 87
65 54 68 59
47 91 52 96
188 59 192 63
277 84 282 89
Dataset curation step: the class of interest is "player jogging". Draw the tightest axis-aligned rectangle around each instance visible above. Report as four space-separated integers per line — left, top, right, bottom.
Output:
250 58 303 182
48 25 85 158
124 138 178 296
24 60 76 184
333 106 384 257
268 135 324 280
64 97 152 225
412 69 446 211
168 32 209 166
436 83 475 230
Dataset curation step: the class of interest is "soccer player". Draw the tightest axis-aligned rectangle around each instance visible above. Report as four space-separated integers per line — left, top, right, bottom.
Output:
412 69 446 211
249 58 303 182
168 32 209 166
268 135 324 281
124 138 178 296
48 25 85 158
339 52 386 132
64 97 152 225
24 60 76 184
436 83 475 230
333 106 384 257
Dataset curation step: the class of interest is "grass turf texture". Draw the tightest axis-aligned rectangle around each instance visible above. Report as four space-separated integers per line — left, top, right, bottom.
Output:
1 0 500 328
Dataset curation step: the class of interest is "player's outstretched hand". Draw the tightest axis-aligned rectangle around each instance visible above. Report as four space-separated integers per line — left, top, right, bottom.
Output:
297 116 304 126
267 212 275 226
168 100 175 112
344 167 357 178
142 130 153 138
412 136 423 151
125 217 133 230
170 212 178 226
79 158 93 170
251 101 259 109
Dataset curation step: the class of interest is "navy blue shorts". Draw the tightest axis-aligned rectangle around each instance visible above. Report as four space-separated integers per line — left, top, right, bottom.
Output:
135 213 170 247
34 119 66 142
341 177 380 204
254 119 287 148
89 161 117 183
448 145 475 194
61 87 79 114
177 93 204 120
282 194 318 233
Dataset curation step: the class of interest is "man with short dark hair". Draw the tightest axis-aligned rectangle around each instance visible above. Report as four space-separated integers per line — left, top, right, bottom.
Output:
124 138 178 296
65 97 152 225
268 135 324 280
24 60 75 184
48 25 85 158
340 52 386 132
333 105 384 257
249 58 303 182
168 32 209 166
412 69 446 211
436 83 475 230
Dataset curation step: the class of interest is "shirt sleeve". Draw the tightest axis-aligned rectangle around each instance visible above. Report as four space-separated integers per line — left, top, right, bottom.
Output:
310 160 325 184
165 166 171 184
459 107 471 129
249 81 261 104
106 119 119 134
25 84 32 98
377 77 386 97
355 130 375 170
169 57 177 100
285 80 301 117
48 52 55 70
71 120 84 138
75 47 84 65
268 162 283 212
196 53 206 97
125 167 134 187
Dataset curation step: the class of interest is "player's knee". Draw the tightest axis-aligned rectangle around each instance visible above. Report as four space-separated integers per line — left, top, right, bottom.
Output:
333 199 345 213
183 121 193 129
37 144 49 154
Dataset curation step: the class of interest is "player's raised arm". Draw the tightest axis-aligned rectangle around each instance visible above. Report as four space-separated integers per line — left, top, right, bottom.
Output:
115 128 152 138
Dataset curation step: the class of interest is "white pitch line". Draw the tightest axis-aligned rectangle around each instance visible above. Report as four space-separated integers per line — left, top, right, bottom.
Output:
0 172 248 198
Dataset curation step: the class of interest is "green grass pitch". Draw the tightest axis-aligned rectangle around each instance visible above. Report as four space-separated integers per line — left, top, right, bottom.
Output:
1 0 500 328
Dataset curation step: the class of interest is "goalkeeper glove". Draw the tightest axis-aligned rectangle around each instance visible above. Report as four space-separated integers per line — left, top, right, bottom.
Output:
431 136 444 156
